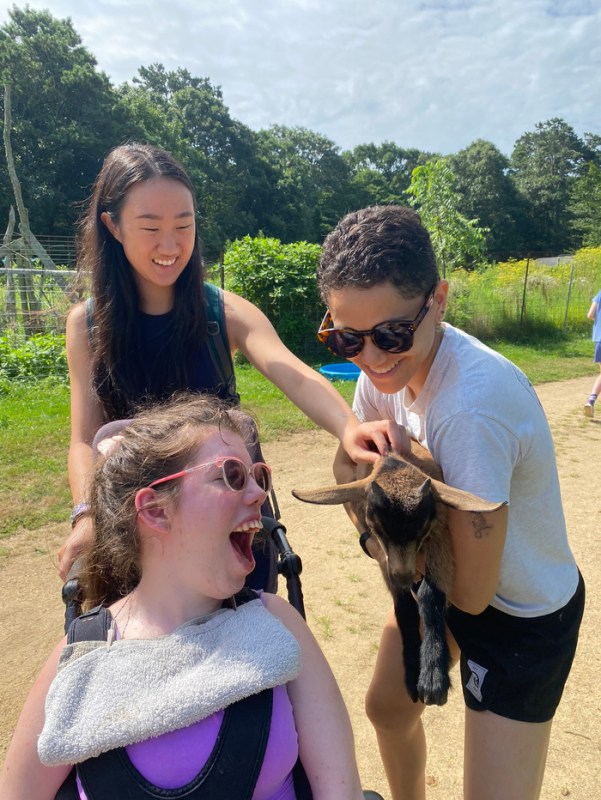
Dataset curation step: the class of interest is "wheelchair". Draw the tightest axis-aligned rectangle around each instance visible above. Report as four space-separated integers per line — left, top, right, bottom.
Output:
61 415 384 800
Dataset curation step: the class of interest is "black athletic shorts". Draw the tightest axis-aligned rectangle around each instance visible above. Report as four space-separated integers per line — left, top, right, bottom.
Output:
446 571 585 723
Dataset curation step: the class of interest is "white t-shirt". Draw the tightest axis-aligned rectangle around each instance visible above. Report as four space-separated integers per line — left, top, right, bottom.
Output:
353 324 579 617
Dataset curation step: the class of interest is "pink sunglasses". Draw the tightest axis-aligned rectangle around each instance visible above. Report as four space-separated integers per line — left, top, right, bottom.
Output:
147 456 272 494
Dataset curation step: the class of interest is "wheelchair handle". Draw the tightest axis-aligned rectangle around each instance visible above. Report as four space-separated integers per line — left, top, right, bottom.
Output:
261 517 306 620
62 558 84 633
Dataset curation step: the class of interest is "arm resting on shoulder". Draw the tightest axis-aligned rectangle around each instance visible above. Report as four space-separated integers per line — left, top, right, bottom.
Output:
0 638 72 800
263 595 364 800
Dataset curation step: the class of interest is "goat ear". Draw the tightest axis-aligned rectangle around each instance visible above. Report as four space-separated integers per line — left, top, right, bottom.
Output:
292 475 370 506
418 477 432 498
430 478 506 512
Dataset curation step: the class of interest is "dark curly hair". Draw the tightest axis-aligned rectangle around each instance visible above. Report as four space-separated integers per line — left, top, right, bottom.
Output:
318 205 439 303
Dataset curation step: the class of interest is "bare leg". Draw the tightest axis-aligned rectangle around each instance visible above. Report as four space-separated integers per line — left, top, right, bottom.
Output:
584 367 601 417
365 608 459 800
366 608 426 800
464 709 552 800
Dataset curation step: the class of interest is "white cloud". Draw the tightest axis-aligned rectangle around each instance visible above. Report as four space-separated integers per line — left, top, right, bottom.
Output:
1 0 600 155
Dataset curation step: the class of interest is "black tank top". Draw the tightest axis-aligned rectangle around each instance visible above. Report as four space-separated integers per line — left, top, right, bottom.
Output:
88 283 239 419
136 307 228 400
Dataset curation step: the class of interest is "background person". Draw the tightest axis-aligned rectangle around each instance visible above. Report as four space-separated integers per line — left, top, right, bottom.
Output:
583 288 601 418
0 395 365 800
315 205 584 800
61 142 389 580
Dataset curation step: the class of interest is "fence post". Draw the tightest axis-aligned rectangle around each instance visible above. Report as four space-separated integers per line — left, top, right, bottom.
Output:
520 257 530 325
2 205 17 326
563 261 576 331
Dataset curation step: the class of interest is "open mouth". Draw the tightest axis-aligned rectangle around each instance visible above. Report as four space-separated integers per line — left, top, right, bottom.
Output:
229 522 261 567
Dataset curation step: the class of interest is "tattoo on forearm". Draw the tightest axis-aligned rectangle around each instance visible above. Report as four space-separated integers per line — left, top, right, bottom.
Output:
471 512 492 539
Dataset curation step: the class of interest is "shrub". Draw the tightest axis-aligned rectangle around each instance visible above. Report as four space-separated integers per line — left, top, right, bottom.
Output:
0 332 68 393
223 235 322 355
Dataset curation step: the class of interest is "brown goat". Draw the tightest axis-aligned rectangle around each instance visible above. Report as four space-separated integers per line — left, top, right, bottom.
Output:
292 441 504 705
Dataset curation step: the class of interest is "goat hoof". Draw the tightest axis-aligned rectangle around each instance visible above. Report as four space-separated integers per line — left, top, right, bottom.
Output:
420 688 448 706
417 672 450 706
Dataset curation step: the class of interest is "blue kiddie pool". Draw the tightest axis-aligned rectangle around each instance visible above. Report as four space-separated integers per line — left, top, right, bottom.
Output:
319 363 361 381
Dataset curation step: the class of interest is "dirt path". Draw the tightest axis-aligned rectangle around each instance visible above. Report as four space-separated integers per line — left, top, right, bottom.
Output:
1 376 600 797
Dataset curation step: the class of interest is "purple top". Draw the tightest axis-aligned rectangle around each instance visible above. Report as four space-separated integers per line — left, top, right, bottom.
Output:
76 595 300 800
77 685 297 799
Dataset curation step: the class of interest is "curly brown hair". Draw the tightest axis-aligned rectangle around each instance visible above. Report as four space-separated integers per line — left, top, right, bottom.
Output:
318 205 439 303
80 394 254 608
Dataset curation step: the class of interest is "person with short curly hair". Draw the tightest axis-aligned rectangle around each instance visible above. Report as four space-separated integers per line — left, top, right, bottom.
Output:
316 205 584 800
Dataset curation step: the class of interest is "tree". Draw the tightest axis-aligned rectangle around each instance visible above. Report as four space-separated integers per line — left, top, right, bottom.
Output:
224 235 321 353
344 142 435 208
406 159 488 276
256 126 351 243
583 132 601 166
510 118 590 254
0 6 122 235
571 162 601 247
448 139 526 260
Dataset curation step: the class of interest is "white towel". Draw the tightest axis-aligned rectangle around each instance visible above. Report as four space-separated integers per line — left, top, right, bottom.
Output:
38 598 301 765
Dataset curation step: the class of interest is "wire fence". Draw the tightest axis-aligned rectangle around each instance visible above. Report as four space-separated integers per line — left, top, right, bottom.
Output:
34 235 79 268
1 254 599 359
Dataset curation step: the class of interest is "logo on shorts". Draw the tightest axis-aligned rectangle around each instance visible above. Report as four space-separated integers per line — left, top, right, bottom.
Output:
466 659 488 702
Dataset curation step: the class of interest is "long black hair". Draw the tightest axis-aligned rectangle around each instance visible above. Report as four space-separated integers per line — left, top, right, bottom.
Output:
77 143 207 420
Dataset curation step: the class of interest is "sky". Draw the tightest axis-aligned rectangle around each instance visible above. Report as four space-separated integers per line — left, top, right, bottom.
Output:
2 0 601 157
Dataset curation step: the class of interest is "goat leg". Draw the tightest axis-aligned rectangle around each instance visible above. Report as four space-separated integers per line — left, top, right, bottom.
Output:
393 589 422 704
416 575 451 705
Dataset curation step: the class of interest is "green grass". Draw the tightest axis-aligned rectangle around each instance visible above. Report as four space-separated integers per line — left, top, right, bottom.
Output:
485 335 594 384
0 335 597 537
234 362 355 441
0 380 72 537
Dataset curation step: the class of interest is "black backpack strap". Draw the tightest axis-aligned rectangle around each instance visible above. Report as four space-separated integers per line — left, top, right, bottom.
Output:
55 606 111 800
84 297 96 347
54 767 79 800
66 606 112 644
292 758 314 799
198 687 273 800
204 282 240 406
67 595 255 644
231 587 260 607
75 689 273 800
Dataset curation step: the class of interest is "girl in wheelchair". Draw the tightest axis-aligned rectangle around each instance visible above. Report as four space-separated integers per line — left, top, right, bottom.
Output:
1 395 364 800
